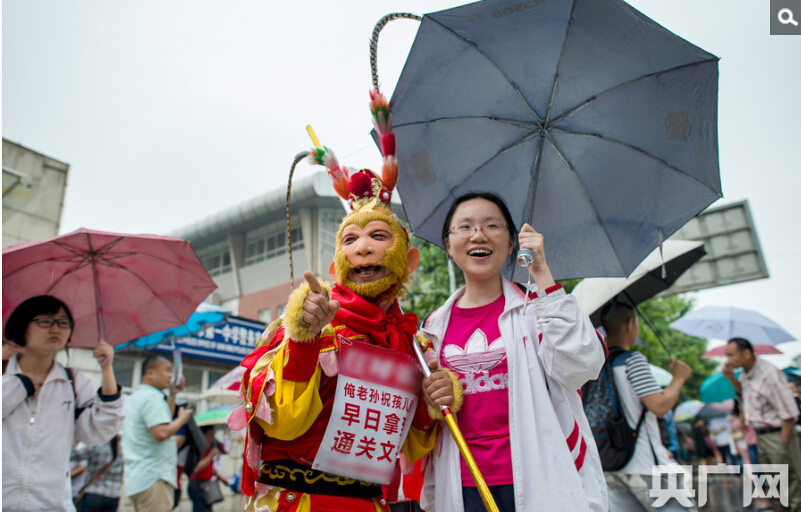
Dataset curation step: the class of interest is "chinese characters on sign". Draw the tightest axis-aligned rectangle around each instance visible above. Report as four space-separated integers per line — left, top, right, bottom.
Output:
153 316 266 363
649 464 789 508
313 337 422 485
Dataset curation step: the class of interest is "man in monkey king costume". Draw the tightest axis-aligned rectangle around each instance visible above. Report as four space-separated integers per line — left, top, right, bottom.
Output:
228 91 462 512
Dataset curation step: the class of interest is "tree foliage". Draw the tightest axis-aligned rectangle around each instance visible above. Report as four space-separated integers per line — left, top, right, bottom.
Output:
402 237 464 322
632 295 717 403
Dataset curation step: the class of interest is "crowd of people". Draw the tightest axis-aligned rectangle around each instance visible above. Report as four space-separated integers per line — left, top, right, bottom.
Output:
4 192 801 512
2 297 233 512
3 97 800 512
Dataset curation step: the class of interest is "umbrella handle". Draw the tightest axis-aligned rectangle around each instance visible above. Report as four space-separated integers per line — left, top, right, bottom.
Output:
369 13 422 92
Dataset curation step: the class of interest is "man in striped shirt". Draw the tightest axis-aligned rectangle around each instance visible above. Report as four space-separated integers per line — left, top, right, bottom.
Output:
723 337 801 512
601 302 694 512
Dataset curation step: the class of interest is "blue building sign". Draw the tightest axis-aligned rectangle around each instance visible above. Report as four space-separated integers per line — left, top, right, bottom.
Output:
154 316 266 363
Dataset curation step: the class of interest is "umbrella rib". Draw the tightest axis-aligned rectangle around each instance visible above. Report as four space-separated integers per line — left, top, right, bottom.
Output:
549 57 720 125
2 254 85 279
93 258 189 325
392 115 537 131
44 259 93 293
541 133 627 272
2 255 93 297
411 132 542 234
427 17 543 123
544 0 579 124
550 127 722 194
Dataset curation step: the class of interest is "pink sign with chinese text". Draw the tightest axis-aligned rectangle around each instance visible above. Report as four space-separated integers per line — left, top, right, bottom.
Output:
312 337 421 484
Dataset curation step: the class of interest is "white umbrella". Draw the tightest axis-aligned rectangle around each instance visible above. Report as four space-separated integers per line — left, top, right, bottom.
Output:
572 240 705 326
200 386 241 406
669 306 796 346
650 364 673 387
200 365 245 405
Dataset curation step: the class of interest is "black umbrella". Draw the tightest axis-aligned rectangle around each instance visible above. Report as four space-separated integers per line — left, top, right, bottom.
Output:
572 240 705 355
572 240 706 326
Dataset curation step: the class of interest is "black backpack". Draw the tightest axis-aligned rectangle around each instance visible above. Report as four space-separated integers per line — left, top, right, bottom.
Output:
581 347 647 471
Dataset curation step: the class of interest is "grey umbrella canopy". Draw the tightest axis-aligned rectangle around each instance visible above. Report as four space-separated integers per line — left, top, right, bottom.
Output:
381 0 722 281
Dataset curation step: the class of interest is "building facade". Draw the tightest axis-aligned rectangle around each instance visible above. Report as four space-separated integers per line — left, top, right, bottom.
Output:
2 138 70 248
169 171 405 322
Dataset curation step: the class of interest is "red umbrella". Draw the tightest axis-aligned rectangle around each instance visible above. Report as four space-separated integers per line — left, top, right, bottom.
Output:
2 228 217 348
209 365 245 391
702 344 782 358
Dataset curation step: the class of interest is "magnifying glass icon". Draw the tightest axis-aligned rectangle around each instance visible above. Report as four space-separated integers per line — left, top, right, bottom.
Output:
778 8 799 26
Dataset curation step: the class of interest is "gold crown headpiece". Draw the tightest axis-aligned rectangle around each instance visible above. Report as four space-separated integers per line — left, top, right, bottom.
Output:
308 90 398 213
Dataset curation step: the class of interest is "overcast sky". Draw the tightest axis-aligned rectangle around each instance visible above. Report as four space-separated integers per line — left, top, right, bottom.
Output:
3 0 800 348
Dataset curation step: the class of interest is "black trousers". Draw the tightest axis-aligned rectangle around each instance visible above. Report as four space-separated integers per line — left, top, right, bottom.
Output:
76 493 120 512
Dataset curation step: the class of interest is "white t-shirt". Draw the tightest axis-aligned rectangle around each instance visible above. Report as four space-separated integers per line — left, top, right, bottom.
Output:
707 416 732 447
610 351 675 475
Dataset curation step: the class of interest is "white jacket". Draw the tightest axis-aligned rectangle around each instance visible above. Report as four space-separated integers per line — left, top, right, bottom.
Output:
2 355 125 512
419 278 608 512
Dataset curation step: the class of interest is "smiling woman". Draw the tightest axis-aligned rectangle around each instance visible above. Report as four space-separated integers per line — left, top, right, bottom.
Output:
2 295 124 512
418 191 607 512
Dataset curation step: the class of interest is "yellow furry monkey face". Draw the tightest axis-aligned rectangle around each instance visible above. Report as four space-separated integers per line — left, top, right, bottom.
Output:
330 208 419 300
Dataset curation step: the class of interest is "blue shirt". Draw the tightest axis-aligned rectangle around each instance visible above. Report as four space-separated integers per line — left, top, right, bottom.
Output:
122 384 176 496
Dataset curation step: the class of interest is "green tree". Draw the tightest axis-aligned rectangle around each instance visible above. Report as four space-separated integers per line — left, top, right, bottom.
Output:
633 295 717 403
402 237 464 322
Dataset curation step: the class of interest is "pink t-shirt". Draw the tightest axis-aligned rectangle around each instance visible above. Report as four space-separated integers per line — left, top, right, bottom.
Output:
440 295 513 487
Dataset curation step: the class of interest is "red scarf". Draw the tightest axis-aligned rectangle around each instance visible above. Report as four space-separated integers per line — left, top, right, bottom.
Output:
332 284 418 356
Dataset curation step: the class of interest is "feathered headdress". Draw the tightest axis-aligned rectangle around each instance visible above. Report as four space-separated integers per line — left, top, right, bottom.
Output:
308 90 398 212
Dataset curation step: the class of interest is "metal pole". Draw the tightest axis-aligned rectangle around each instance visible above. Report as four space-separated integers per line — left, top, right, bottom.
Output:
625 291 672 357
89 242 109 364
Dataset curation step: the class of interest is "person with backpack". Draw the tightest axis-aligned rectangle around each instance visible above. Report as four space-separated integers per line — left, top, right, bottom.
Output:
596 302 693 511
2 295 124 512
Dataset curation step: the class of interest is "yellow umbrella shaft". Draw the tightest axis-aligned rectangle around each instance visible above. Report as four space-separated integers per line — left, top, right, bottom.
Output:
443 413 500 512
409 336 498 512
306 125 322 150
